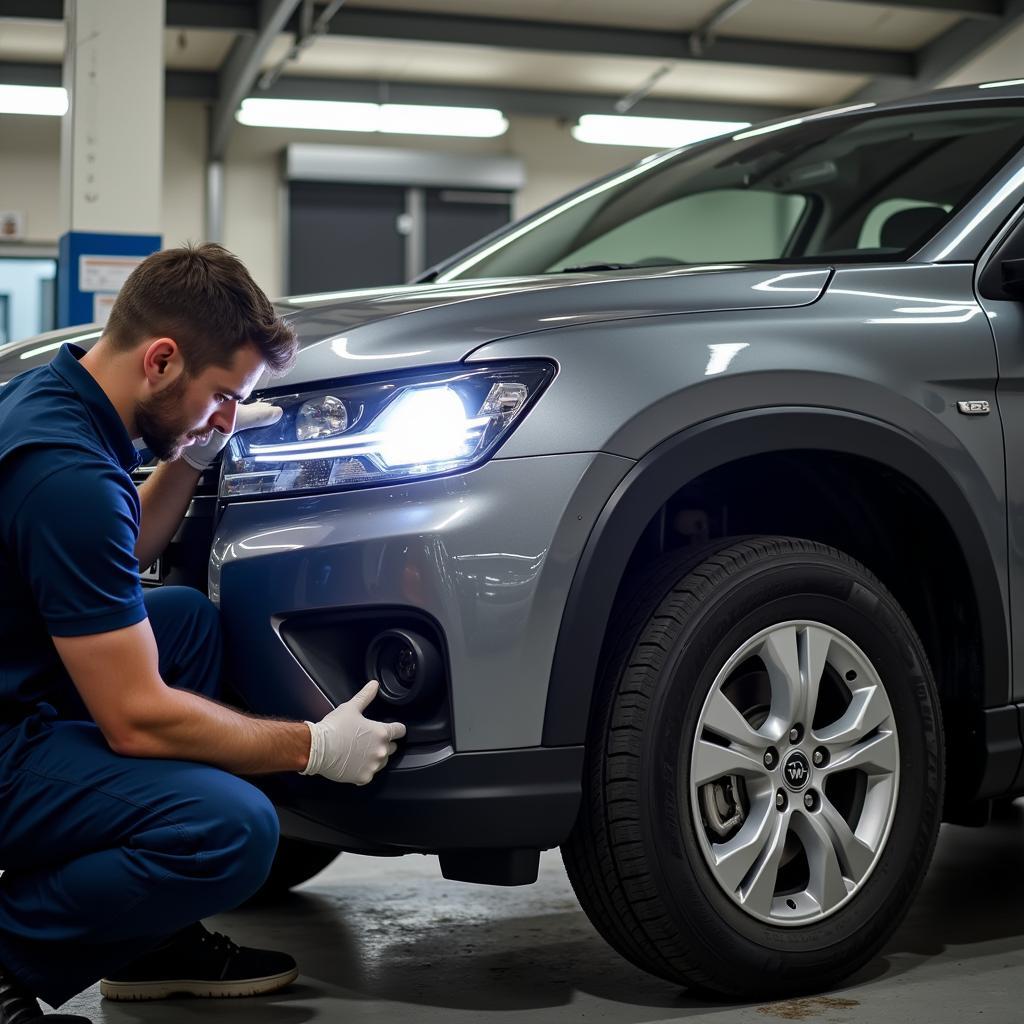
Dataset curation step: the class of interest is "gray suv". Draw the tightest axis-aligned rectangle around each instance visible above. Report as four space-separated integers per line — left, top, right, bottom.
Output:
6 83 1024 1000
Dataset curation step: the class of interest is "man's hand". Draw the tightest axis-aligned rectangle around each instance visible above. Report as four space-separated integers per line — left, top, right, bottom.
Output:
181 401 282 472
301 680 407 785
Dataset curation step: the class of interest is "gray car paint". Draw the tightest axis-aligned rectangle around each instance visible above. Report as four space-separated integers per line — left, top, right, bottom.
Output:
975 204 1024 703
210 452 632 751
263 266 830 390
3 82 1024 790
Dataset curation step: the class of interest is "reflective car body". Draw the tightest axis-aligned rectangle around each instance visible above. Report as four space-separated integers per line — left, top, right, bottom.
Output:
6 83 1024 880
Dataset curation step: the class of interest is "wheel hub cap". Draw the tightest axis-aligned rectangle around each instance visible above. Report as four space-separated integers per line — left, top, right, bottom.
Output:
782 751 810 791
688 620 900 927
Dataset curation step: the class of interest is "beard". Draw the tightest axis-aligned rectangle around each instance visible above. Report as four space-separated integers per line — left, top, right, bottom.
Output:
135 373 206 462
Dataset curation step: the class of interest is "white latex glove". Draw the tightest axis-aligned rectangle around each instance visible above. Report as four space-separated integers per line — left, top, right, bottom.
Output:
300 680 407 786
181 401 282 471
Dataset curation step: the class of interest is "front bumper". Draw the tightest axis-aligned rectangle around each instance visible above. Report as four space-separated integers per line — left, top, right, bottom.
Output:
210 452 631 849
261 746 584 853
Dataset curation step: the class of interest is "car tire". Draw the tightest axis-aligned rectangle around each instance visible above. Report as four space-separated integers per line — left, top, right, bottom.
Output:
247 837 342 902
562 536 943 998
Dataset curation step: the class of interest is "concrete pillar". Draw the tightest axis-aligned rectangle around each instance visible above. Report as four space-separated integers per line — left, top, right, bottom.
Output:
58 0 164 327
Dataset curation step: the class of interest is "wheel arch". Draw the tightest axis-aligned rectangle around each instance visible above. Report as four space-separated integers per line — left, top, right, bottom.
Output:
543 407 1008 754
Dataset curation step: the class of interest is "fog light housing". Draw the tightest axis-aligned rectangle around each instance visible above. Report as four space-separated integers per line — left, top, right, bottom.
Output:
365 628 441 706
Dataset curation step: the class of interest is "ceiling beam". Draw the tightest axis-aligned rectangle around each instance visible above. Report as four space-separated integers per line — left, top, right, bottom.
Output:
0 0 61 19
209 0 303 159
815 0 1003 17
168 0 260 32
0 60 801 125
853 0 1024 100
320 7 915 77
0 61 61 87
0 1 919 78
0 0 260 29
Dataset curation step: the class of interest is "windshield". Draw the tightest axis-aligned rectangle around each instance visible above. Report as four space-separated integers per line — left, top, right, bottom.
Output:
439 103 1024 281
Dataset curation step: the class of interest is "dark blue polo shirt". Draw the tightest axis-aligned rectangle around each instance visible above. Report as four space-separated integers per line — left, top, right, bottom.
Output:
0 343 146 738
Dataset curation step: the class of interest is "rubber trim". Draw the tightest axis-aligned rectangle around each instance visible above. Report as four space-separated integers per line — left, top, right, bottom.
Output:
260 745 585 852
543 407 1009 746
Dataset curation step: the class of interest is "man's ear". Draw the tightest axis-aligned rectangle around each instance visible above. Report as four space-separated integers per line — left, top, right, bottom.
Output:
141 338 184 388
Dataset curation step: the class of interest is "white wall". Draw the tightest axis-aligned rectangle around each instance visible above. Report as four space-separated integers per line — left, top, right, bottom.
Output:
0 113 62 243
0 100 653 301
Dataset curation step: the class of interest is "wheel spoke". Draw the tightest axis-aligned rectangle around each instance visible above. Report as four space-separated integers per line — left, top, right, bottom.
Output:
692 738 767 786
702 688 767 748
816 683 892 747
736 808 790 918
800 625 832 730
711 796 780 894
759 626 802 740
792 809 852 915
824 727 899 776
818 795 875 882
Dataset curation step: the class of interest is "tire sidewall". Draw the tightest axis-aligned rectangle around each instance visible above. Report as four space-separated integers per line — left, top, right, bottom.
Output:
640 551 941 975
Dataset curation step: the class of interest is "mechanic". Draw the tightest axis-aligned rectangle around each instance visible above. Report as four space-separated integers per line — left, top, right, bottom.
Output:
0 243 407 1023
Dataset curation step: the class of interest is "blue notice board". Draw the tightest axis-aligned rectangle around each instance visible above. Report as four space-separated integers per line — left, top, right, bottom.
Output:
58 231 161 328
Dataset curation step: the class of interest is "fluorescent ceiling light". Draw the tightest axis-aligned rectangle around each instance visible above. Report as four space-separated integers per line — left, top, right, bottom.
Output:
979 79 1024 89
572 113 749 148
0 85 67 117
378 103 507 137
237 98 508 138
237 98 378 132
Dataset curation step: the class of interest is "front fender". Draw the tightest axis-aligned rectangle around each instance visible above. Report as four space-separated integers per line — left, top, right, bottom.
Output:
541 407 1009 745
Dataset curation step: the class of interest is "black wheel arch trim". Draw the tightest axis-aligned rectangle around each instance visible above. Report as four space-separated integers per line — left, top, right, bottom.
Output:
542 406 1008 746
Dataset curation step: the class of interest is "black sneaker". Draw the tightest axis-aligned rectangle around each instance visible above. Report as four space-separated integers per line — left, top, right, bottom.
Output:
99 923 298 1001
0 971 91 1023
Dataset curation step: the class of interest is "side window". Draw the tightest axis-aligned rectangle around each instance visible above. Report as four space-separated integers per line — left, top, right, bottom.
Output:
978 204 1024 300
549 189 808 270
858 198 952 250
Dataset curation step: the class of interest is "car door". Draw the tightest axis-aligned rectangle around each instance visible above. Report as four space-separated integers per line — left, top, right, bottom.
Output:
977 202 1024 702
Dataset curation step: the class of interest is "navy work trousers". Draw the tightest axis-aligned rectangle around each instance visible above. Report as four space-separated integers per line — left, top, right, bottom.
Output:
0 586 280 1008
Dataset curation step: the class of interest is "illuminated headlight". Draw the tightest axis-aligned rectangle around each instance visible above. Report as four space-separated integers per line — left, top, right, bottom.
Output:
221 363 554 498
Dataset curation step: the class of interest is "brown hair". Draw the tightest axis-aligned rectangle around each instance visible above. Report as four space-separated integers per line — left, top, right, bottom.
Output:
103 242 297 376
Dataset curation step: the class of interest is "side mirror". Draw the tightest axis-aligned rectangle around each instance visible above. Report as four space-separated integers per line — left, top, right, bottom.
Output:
1001 258 1024 300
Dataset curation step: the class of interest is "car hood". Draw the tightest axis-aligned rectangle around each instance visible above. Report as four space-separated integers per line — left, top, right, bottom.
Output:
266 264 831 390
0 264 830 387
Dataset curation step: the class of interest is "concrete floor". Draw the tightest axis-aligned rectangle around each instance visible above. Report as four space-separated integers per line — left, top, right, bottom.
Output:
66 802 1024 1024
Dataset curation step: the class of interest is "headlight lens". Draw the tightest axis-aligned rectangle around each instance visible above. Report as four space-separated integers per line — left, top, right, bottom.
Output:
221 362 554 498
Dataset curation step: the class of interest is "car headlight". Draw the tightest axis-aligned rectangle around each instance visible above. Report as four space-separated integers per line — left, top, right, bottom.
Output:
221 362 554 498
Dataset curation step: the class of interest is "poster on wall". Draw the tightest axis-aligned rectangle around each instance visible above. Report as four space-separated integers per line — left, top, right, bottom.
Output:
79 255 144 293
92 292 117 325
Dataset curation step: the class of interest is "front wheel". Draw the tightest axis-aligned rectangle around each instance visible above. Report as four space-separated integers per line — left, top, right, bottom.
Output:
563 537 943 998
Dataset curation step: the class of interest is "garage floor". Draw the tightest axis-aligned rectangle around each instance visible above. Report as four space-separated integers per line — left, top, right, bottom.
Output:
67 802 1024 1023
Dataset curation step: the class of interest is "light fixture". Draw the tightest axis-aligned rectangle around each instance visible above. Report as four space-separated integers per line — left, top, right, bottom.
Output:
378 103 507 138
236 98 508 138
0 85 68 117
571 113 749 149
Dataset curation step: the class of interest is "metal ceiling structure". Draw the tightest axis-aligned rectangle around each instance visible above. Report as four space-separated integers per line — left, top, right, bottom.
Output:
1 0 1020 236
1 0 1019 125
